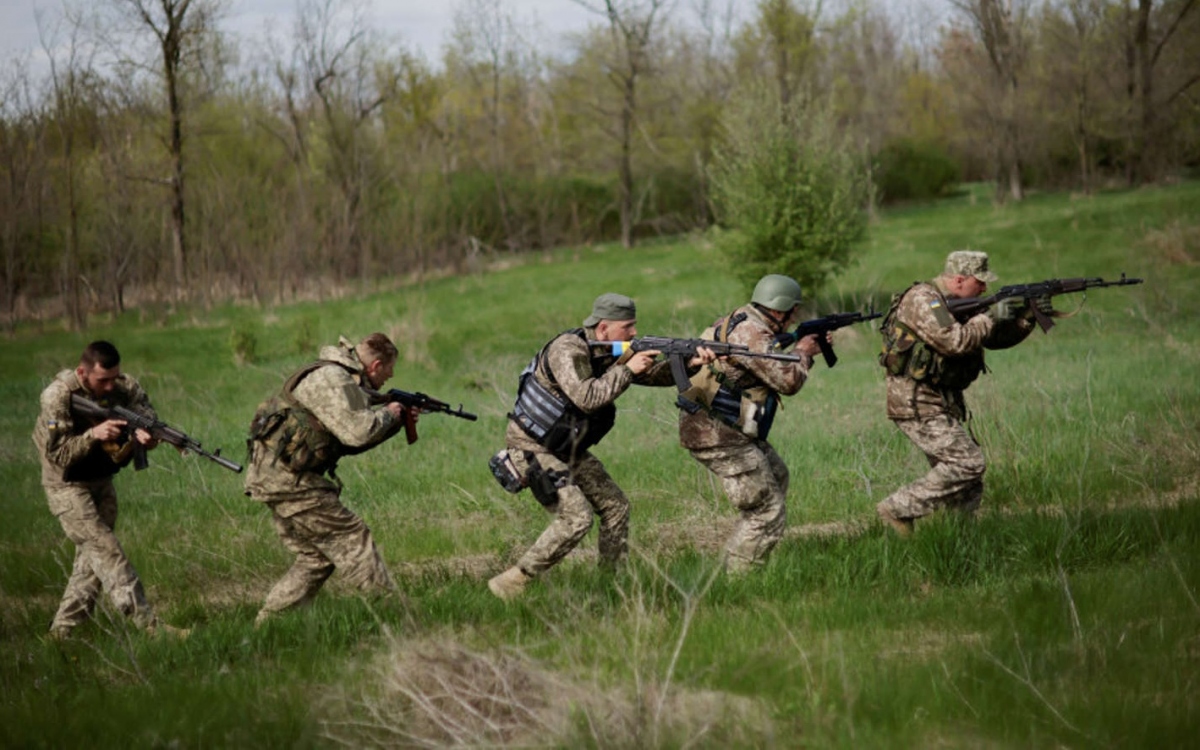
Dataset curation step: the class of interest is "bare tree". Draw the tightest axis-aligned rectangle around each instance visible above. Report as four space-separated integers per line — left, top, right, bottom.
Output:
574 0 674 248
295 0 396 283
1041 0 1107 191
40 4 101 329
949 0 1032 202
1120 0 1199 184
0 59 48 332
450 0 520 245
108 0 223 297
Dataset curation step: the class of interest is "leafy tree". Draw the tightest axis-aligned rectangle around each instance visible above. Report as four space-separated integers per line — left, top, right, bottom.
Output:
708 85 871 295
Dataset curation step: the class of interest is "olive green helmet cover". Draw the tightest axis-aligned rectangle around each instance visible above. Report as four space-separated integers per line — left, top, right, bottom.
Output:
750 274 803 311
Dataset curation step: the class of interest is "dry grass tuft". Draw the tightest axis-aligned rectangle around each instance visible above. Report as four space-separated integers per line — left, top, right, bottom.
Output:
320 637 777 748
1141 220 1200 266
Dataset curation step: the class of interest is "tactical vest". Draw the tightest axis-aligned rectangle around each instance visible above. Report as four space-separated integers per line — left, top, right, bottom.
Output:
681 311 780 440
247 360 354 474
879 283 985 391
511 329 617 459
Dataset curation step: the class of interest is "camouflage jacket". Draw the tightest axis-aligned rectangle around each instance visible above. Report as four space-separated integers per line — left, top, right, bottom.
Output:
33 369 156 487
679 304 813 450
245 340 400 505
506 327 674 459
884 280 1033 420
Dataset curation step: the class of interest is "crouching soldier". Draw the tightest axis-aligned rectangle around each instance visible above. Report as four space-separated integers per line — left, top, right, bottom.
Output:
245 333 414 625
487 293 714 600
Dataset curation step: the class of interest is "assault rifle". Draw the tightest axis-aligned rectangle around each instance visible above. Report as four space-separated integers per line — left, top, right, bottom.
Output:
772 309 882 367
366 388 478 445
593 336 803 413
69 394 243 473
945 274 1144 332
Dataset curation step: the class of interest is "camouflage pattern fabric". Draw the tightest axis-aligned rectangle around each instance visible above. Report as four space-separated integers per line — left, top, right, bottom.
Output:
881 278 1034 520
877 414 985 519
504 424 630 574
677 304 810 572
883 281 995 421
34 369 155 485
47 479 157 632
503 329 674 577
247 340 402 618
689 441 790 573
245 340 399 508
33 369 161 635
679 304 812 451
258 492 395 617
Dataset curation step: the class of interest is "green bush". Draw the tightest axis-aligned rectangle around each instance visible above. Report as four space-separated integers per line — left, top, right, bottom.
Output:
874 138 959 203
708 86 872 295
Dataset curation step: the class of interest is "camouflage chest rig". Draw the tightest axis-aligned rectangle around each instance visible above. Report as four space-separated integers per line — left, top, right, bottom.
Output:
247 360 356 475
682 311 780 440
879 282 986 391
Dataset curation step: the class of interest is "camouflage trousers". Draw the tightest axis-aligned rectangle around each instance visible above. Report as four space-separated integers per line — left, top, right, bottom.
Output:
690 441 789 573
879 414 985 520
509 449 629 577
259 492 395 618
46 480 156 634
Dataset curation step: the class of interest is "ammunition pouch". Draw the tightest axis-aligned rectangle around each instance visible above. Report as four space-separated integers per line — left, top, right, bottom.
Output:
248 396 341 474
488 449 526 494
880 321 983 389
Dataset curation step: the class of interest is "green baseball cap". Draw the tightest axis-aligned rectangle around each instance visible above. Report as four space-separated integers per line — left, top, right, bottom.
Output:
583 293 637 327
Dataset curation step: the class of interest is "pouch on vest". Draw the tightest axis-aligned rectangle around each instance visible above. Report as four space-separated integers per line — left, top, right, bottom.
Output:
739 389 779 440
880 323 920 377
248 397 339 474
488 449 526 494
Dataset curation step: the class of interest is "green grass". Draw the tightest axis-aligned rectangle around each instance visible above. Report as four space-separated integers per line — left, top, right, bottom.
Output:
2 181 1198 748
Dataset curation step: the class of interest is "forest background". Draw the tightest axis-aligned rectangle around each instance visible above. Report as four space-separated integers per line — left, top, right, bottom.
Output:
2 0 1198 330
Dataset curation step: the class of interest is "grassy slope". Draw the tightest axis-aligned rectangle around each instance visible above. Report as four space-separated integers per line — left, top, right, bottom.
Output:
1 182 1197 748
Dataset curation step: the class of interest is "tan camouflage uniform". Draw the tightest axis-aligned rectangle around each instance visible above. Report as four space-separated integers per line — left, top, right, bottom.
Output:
680 304 814 572
505 330 675 577
33 370 161 635
878 278 1034 521
245 339 401 620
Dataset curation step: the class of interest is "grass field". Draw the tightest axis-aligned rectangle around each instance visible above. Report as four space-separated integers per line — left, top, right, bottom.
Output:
2 182 1198 748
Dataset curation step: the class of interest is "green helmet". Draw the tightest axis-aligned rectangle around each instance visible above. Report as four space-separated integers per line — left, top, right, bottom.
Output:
751 274 803 311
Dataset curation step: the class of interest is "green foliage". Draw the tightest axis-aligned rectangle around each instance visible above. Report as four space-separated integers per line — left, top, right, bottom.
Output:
875 138 960 203
709 86 872 296
229 327 258 365
1 183 1199 747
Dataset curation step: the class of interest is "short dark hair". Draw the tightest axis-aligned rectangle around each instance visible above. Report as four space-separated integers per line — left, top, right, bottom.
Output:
80 341 121 369
357 333 398 365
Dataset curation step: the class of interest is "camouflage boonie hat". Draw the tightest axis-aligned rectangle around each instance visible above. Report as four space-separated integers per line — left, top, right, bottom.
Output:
944 250 998 283
583 293 637 327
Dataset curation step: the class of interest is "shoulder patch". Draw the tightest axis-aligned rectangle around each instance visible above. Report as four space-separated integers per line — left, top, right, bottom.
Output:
929 298 954 327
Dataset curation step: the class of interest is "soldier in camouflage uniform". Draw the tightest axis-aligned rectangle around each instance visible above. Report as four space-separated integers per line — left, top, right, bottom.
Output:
245 333 411 625
33 341 186 639
679 275 825 574
876 250 1042 534
488 293 714 600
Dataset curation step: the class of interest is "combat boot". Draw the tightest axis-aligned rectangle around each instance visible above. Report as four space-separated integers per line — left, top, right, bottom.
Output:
488 566 532 601
876 503 914 537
